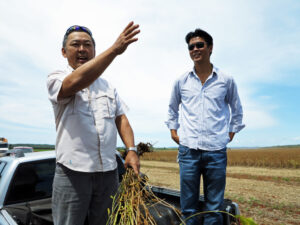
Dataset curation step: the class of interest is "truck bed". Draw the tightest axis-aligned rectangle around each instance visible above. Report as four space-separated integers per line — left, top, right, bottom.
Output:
4 186 238 225
4 198 52 225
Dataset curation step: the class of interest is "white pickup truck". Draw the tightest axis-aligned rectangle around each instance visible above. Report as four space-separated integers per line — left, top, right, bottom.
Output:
0 151 239 225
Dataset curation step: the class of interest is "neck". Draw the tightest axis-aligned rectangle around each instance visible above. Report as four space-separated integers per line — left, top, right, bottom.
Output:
194 61 213 82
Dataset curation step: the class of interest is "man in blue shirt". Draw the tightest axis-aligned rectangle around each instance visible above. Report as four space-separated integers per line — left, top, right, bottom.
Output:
166 29 245 225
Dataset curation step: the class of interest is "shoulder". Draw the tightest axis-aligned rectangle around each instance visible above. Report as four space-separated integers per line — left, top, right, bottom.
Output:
178 71 192 81
47 68 70 82
214 67 234 84
174 71 192 86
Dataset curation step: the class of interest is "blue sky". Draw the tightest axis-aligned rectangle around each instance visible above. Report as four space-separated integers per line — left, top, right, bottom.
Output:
0 0 300 148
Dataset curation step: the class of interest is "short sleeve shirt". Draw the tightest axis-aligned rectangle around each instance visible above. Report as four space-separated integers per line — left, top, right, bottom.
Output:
47 66 128 172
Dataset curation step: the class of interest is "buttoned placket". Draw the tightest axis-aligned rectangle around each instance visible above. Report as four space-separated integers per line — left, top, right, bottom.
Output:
198 76 205 148
196 72 214 149
87 86 103 170
201 73 215 149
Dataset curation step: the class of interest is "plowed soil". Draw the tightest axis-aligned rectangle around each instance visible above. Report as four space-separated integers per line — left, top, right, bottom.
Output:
141 160 300 225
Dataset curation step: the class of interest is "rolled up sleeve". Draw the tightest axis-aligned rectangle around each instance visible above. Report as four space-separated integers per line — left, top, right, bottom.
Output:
165 80 181 130
226 78 245 133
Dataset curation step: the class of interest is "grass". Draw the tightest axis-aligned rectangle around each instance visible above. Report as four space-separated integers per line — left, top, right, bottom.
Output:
33 149 54 152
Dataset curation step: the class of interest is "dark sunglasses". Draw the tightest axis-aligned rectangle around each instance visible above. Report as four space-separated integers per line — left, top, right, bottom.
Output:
188 42 205 51
65 25 93 37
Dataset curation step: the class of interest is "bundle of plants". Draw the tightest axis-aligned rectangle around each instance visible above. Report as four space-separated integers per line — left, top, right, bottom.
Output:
121 142 154 159
106 168 184 225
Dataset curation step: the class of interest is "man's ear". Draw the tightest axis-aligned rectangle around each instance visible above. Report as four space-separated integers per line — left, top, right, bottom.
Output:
62 48 67 58
209 45 213 55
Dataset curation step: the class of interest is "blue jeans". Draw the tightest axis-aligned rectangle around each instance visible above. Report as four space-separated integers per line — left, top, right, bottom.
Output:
52 163 118 225
178 145 227 225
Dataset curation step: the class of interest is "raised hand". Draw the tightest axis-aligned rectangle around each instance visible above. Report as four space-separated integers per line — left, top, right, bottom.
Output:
112 21 140 55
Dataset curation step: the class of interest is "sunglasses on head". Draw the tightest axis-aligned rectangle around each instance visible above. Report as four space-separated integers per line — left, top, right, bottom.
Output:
65 25 93 37
188 42 205 51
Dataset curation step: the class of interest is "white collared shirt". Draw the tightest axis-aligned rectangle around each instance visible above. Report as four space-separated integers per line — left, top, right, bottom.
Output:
166 66 245 150
47 66 128 172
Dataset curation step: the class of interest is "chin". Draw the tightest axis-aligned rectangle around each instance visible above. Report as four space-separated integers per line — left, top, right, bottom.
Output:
75 62 86 68
193 58 203 63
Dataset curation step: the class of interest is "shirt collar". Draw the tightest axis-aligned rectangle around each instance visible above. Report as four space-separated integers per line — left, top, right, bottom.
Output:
191 64 218 79
66 64 75 73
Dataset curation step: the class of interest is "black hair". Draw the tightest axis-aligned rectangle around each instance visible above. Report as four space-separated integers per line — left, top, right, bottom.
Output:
185 28 213 46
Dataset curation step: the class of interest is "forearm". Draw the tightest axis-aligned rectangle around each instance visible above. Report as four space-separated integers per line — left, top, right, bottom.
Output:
116 114 140 174
229 132 235 142
116 115 135 148
59 47 117 98
170 129 179 144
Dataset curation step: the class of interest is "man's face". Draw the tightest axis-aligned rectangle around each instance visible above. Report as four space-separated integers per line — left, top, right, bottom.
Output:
188 37 212 64
62 32 95 70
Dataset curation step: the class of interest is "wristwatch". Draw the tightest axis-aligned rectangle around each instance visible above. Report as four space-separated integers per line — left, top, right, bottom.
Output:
127 146 137 153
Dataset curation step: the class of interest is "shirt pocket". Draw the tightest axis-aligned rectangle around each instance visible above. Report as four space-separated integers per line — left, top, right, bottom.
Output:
181 87 199 103
94 90 117 118
74 90 91 116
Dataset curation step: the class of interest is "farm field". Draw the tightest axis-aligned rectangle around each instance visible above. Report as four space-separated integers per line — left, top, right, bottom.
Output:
140 148 300 225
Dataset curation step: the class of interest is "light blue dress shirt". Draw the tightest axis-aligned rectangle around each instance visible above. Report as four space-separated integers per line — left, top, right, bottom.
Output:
166 66 245 151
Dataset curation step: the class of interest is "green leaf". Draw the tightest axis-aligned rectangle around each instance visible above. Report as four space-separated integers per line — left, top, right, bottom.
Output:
236 215 258 225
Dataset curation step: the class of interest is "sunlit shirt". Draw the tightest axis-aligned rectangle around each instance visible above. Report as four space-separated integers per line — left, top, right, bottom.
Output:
166 66 245 151
47 66 128 172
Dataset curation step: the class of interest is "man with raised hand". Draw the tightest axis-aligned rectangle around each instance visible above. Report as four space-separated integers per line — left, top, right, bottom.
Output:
47 22 140 225
166 28 245 225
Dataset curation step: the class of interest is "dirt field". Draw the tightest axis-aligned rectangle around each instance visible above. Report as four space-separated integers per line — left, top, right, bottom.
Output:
141 160 300 225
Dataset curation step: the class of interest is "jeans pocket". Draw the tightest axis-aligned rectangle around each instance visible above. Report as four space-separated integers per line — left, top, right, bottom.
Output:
177 145 190 162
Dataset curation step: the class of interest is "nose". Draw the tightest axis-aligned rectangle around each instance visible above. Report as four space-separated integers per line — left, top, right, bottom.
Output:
78 44 86 52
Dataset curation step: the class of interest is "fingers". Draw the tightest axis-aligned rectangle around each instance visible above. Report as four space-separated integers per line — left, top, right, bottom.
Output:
122 24 140 46
124 151 140 175
123 22 140 37
125 161 140 175
126 29 140 42
122 21 134 33
132 163 140 176
112 21 140 55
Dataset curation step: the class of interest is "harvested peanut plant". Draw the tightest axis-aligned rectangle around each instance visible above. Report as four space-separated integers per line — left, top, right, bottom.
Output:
106 168 183 225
